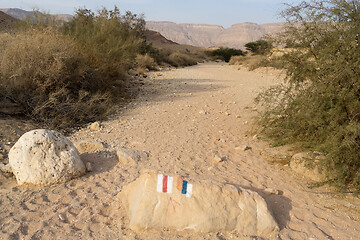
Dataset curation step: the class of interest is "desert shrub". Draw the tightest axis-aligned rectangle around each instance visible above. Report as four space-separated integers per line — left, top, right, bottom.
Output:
135 53 158 73
0 27 116 128
162 51 198 67
256 0 360 189
229 55 267 70
210 48 245 62
63 7 146 80
245 40 273 55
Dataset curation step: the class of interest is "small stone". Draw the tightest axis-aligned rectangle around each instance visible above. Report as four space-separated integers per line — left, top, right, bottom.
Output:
74 140 105 154
264 188 279 195
214 154 224 163
58 213 66 221
225 112 230 116
199 109 206 114
86 162 93 172
0 153 3 160
116 148 149 165
89 122 101 131
71 202 81 207
0 163 12 173
235 145 252 151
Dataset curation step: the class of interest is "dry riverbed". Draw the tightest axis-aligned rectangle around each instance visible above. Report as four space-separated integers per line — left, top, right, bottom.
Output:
0 62 359 239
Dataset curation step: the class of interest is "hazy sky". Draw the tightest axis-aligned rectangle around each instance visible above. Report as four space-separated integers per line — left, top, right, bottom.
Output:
0 0 303 27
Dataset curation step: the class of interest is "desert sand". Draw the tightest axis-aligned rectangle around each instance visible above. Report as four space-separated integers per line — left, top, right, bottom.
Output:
0 62 359 239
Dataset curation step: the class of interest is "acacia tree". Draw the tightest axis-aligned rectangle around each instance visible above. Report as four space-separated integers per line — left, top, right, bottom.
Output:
256 0 360 190
244 40 272 55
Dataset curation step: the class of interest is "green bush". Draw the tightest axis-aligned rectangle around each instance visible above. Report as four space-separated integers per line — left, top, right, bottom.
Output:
210 48 245 62
0 7 147 129
245 40 272 55
256 0 360 190
63 7 146 80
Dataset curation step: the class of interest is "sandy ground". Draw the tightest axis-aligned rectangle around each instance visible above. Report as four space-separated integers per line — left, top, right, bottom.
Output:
1 62 360 240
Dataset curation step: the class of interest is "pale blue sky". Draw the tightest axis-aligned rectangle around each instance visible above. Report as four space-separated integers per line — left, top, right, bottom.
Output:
0 0 302 27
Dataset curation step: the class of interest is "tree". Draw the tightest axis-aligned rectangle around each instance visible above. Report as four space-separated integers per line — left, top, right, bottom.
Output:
244 40 272 55
256 0 360 190
210 48 245 62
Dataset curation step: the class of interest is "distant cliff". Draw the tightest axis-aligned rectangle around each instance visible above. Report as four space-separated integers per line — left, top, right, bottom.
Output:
0 8 73 22
1 8 284 49
146 21 284 48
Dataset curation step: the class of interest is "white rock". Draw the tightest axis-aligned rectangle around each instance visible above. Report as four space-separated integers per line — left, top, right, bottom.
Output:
9 129 86 185
116 148 149 165
120 170 279 237
58 213 66 221
85 162 93 172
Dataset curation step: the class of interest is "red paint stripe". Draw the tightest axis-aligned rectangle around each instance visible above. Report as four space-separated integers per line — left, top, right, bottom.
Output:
163 175 168 192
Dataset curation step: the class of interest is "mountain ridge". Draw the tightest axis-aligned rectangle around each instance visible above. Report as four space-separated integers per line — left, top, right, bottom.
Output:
146 21 284 48
1 8 284 48
0 8 73 22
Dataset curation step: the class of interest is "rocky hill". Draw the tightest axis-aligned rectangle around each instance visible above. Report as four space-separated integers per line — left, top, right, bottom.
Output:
0 11 18 32
144 30 178 45
0 8 73 22
146 21 284 49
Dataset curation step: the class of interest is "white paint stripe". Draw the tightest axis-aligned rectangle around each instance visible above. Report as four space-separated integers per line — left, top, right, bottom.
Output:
157 174 163 192
186 183 193 198
167 177 173 193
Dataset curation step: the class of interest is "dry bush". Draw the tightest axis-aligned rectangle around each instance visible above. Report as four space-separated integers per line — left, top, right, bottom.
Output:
0 27 116 129
148 41 207 67
164 52 198 67
64 7 146 81
135 53 158 73
229 55 266 70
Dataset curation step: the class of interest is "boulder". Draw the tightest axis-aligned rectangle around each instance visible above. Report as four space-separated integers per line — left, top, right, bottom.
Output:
290 152 326 181
120 170 279 238
9 129 86 185
116 148 149 165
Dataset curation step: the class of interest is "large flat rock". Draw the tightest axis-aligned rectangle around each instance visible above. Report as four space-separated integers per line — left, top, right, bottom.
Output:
120 170 279 238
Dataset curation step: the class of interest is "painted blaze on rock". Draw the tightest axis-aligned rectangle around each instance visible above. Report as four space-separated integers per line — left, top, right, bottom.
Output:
9 129 86 185
120 170 279 237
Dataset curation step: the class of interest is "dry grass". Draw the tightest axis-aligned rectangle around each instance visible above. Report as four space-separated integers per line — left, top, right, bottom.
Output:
149 41 208 67
135 54 158 74
0 27 117 129
229 55 266 71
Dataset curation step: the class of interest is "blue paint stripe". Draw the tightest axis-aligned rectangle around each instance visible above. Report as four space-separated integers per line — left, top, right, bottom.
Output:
181 180 188 194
